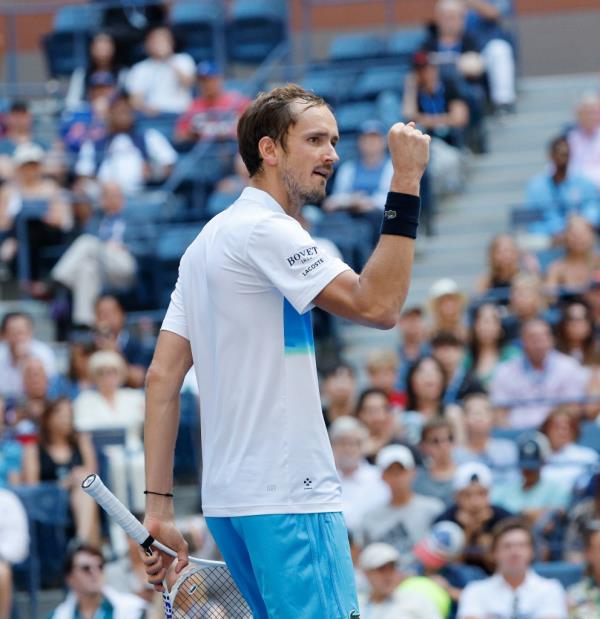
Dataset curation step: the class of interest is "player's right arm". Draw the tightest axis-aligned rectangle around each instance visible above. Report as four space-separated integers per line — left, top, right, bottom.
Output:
314 122 430 329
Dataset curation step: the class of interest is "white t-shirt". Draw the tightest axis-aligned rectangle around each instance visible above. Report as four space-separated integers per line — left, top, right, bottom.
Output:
0 489 29 564
162 187 351 517
458 570 567 619
127 54 195 114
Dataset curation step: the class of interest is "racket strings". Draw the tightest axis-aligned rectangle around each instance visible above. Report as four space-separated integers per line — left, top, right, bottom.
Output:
171 565 252 618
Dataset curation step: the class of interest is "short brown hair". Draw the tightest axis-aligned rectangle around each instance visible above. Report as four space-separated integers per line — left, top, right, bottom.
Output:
237 84 327 177
65 543 104 576
491 518 534 551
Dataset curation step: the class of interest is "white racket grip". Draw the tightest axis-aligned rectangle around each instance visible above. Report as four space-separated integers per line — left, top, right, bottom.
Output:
82 474 151 547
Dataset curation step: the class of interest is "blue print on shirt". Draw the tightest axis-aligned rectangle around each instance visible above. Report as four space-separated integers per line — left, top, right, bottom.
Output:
283 298 314 354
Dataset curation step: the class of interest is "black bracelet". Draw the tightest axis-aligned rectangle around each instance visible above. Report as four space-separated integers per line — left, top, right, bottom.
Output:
144 490 174 498
380 192 421 239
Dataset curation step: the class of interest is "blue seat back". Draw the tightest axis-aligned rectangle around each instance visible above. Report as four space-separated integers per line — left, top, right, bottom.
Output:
335 101 378 135
329 33 386 62
533 561 585 588
352 65 410 101
387 27 427 58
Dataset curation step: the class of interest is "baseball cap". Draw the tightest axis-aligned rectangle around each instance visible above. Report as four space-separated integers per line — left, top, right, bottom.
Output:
517 432 550 470
376 444 415 472
13 142 44 166
453 462 492 492
197 61 221 78
429 278 465 303
360 119 385 136
89 71 116 88
413 521 465 569
359 543 400 571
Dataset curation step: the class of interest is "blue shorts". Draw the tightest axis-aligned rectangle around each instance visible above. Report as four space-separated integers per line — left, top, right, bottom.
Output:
205 512 359 619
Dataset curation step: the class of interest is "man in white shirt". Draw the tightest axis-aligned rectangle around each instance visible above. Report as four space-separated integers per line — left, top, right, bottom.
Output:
140 84 430 618
330 416 390 532
0 312 56 400
127 26 196 115
458 518 567 619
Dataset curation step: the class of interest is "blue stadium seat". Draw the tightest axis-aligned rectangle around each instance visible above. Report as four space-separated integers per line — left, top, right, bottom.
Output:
329 33 386 62
300 67 359 105
352 65 410 101
387 27 427 61
490 427 525 442
207 190 241 217
335 102 378 135
53 4 101 32
170 1 224 63
226 0 287 64
175 391 201 483
314 212 373 271
579 421 600 454
12 484 70 618
533 561 584 588
136 113 180 142
536 247 565 275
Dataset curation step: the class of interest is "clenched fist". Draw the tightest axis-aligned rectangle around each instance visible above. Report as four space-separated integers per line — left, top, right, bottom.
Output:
387 122 431 196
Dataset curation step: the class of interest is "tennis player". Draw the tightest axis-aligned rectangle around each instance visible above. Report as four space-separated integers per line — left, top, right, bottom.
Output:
141 84 430 618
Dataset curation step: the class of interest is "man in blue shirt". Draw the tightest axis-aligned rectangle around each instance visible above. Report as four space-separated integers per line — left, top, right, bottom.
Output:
525 134 600 239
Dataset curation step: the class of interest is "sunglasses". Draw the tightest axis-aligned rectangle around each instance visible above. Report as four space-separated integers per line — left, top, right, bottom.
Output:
74 562 104 574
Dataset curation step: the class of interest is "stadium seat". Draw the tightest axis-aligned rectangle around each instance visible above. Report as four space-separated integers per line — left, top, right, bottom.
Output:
170 1 224 63
314 212 373 271
387 27 427 61
42 5 101 77
300 66 359 105
226 0 287 64
351 65 410 101
328 33 386 62
12 484 70 618
579 421 600 454
532 561 585 588
206 190 242 217
136 112 180 142
490 427 525 442
174 391 201 483
535 246 565 274
334 101 379 135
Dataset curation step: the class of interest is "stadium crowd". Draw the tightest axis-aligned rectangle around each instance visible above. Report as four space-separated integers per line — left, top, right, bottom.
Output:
0 0 600 617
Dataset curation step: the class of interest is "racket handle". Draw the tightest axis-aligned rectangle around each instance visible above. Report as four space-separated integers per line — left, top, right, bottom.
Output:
82 473 153 547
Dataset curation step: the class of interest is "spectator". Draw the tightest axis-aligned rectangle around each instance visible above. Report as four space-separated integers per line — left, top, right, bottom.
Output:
525 136 600 240
14 356 53 437
403 51 470 149
175 62 251 143
540 406 598 490
0 488 29 619
414 419 457 506
428 278 468 340
584 270 600 340
435 462 512 573
357 445 444 569
321 363 357 426
463 0 517 111
322 120 394 248
22 398 100 545
94 295 151 388
546 215 600 294
75 91 177 195
51 182 136 328
556 299 597 366
463 303 520 388
397 306 431 391
564 474 600 562
491 319 588 429
127 26 195 116
355 388 403 462
0 312 56 400
329 416 389 532
567 521 600 619
47 543 146 619
431 331 484 405
0 396 23 486
502 273 547 343
0 101 44 181
366 350 406 409
358 542 443 619
50 332 96 400
60 71 115 158
453 392 518 479
65 32 125 110
567 94 600 191
491 433 571 537
476 233 530 296
0 143 72 283
457 518 567 618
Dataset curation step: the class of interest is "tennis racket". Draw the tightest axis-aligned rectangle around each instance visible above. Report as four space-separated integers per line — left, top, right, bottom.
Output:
82 474 252 618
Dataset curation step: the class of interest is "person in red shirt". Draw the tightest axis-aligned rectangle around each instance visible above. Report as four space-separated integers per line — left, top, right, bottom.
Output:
174 61 251 144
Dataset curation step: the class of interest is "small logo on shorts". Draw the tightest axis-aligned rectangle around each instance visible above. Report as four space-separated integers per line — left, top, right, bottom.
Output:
303 478 313 490
350 611 360 618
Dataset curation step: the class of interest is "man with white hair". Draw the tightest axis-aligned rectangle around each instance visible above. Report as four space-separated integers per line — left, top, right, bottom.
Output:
329 416 389 532
568 94 600 190
359 542 443 619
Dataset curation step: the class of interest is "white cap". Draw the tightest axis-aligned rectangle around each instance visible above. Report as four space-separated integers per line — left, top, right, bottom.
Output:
359 543 400 571
376 444 415 471
329 416 368 443
13 142 44 166
429 278 464 302
453 462 492 492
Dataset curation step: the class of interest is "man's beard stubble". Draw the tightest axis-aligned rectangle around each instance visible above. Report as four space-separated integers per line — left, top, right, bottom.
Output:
281 167 326 210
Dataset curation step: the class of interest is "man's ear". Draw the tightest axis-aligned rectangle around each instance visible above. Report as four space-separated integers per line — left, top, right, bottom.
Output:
257 136 278 169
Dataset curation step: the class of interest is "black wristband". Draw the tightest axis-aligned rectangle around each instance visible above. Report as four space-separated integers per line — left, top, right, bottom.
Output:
381 192 421 239
144 490 174 498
